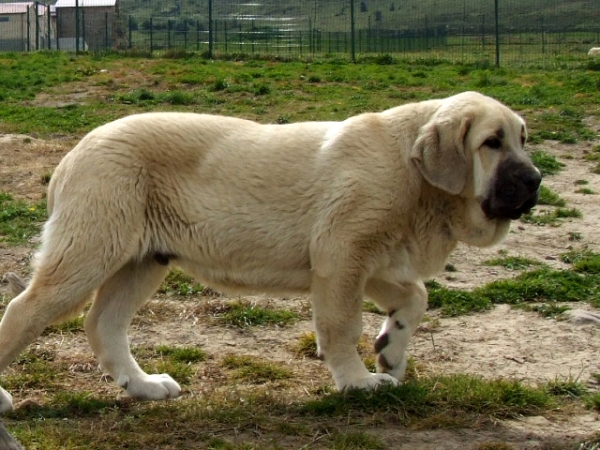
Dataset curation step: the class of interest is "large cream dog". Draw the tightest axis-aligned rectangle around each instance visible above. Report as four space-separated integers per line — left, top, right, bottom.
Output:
0 92 540 412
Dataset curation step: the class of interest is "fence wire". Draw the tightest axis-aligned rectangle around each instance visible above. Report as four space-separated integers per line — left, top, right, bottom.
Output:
0 0 599 66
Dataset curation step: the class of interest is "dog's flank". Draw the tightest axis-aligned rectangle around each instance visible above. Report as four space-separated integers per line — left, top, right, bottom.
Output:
0 91 540 414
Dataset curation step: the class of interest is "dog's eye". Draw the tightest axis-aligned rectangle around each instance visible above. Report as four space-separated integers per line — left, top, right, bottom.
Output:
483 137 502 149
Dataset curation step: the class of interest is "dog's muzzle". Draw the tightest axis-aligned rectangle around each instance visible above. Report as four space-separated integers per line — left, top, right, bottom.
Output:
481 159 542 221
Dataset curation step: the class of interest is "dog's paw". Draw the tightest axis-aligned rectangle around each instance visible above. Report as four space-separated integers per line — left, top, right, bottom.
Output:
0 388 14 414
339 373 400 391
117 373 182 400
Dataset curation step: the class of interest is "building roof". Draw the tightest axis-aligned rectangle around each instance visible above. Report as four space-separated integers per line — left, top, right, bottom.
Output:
54 0 117 7
0 2 34 14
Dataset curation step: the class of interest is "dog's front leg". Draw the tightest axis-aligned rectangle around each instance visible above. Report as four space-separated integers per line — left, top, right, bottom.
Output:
365 280 427 381
311 273 399 390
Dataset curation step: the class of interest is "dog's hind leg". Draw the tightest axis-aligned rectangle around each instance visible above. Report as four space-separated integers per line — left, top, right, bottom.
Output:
365 280 427 381
0 263 99 413
84 258 181 400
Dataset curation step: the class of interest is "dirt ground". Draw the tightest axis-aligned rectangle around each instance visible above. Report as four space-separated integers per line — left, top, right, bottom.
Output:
0 127 599 449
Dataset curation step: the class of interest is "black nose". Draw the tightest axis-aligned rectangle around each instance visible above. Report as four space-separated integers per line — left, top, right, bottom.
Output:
521 169 542 192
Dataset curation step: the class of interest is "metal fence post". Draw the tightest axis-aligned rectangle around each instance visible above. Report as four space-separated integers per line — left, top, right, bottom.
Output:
35 1 39 50
26 8 30 51
208 0 213 58
105 11 109 51
47 5 51 49
494 0 500 67
149 17 153 54
350 0 356 62
128 15 132 49
75 0 79 53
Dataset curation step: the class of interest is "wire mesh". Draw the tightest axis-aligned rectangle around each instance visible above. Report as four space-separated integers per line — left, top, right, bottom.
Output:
0 0 598 66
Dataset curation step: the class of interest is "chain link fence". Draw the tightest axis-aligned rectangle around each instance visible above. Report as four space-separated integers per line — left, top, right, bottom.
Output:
1 0 599 65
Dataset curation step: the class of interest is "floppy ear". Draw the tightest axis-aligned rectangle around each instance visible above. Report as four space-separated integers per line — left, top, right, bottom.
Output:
411 116 471 195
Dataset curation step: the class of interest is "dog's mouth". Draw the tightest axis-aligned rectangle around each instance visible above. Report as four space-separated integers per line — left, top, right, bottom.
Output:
482 189 539 221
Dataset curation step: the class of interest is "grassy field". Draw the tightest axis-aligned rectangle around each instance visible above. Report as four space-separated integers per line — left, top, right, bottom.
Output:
0 52 600 449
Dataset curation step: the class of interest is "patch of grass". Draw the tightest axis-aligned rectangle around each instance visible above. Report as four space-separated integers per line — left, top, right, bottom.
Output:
482 256 543 270
158 269 204 296
0 192 47 244
302 374 554 421
427 283 492 317
576 187 596 194
132 345 207 385
222 354 292 384
45 316 85 334
545 378 587 398
514 303 571 319
444 263 457 272
586 393 600 411
568 231 583 241
537 185 566 207
40 171 52 185
363 301 383 314
329 430 386 450
290 332 318 359
155 345 207 363
521 207 582 225
530 150 565 176
481 267 600 306
2 349 62 391
210 300 299 328
560 248 597 264
429 263 600 316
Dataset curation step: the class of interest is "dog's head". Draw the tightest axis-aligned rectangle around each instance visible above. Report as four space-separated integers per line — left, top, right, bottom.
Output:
411 91 541 244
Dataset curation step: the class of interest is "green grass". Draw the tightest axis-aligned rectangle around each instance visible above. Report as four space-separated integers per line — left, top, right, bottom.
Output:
158 269 205 296
301 375 555 421
209 300 299 328
482 256 544 270
132 345 207 385
0 192 47 245
537 185 566 207
4 370 578 449
154 345 207 363
428 256 600 316
222 354 293 384
1 52 600 143
576 187 596 194
530 151 565 176
521 206 582 226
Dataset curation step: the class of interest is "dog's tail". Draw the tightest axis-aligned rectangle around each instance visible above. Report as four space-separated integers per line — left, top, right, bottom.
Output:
1 273 26 298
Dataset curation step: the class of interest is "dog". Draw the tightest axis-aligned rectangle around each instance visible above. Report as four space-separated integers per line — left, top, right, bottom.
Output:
588 47 600 56
0 91 540 412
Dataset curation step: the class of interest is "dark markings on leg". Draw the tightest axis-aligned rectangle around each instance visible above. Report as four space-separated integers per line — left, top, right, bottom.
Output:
374 333 389 354
387 309 397 317
154 253 174 266
377 353 394 371
395 320 405 330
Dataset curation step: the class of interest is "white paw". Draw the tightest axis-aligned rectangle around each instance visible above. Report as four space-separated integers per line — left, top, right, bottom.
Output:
338 373 400 391
0 388 13 414
117 373 181 400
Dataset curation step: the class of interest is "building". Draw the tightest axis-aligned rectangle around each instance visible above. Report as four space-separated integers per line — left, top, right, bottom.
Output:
54 0 118 51
0 2 51 51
